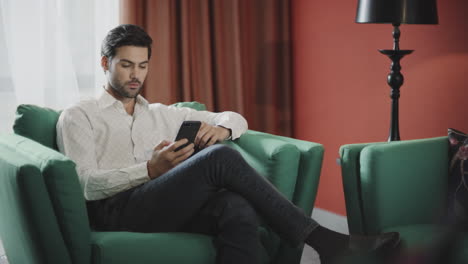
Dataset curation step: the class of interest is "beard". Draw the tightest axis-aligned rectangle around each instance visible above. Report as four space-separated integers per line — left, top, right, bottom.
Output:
109 79 142 99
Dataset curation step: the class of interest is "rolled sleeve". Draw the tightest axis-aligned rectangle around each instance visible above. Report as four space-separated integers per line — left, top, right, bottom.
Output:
164 106 248 140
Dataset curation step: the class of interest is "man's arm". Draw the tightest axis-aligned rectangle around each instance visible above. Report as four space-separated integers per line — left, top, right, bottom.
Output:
165 105 248 140
56 108 150 201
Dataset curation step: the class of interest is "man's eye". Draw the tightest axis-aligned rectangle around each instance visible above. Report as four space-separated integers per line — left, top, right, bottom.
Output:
122 64 131 68
139 65 147 69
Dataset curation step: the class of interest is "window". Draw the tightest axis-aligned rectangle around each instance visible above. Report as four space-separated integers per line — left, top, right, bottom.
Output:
0 0 120 133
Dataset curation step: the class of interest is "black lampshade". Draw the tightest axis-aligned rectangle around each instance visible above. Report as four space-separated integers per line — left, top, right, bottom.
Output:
356 0 438 24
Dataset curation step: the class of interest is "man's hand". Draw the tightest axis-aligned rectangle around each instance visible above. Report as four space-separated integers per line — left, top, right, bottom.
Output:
194 122 231 149
147 139 195 179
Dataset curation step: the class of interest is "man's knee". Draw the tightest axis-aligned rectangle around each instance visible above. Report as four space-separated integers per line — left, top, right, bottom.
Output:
214 191 258 227
203 144 243 162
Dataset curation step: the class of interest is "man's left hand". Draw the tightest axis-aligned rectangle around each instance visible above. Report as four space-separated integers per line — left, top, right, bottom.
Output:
195 122 230 149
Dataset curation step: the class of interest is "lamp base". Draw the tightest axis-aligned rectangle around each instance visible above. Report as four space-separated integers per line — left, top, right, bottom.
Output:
378 49 413 142
379 49 413 56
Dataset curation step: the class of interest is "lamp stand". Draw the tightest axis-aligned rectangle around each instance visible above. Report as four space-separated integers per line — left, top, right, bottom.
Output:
379 23 413 142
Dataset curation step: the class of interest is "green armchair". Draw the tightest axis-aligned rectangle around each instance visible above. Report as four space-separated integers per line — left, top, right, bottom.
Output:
0 103 324 264
339 137 450 248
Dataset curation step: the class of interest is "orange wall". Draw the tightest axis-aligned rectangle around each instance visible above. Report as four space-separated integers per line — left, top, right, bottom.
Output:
292 0 468 215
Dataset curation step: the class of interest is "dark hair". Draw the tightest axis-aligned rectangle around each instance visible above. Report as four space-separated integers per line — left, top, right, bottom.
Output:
101 24 153 59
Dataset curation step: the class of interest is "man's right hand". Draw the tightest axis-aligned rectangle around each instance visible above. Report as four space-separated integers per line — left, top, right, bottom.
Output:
147 139 195 179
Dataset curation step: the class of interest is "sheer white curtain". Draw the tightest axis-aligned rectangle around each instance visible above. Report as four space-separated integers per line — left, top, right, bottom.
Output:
0 0 120 133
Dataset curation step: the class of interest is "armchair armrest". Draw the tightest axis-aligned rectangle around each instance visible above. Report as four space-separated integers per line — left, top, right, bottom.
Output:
342 137 449 235
172 102 324 213
265 133 324 215
223 130 301 201
224 130 323 216
226 130 324 264
340 142 381 234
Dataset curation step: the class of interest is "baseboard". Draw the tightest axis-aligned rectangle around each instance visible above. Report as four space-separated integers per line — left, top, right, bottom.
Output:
311 208 349 235
0 238 4 256
0 238 6 264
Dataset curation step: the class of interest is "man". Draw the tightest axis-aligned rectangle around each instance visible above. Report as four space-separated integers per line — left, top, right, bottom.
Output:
57 24 399 264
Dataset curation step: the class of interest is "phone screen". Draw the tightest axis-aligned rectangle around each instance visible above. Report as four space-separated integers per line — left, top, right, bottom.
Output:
174 121 201 151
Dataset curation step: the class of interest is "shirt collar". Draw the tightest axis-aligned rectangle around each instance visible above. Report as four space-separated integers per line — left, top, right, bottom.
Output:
135 94 149 108
98 89 149 110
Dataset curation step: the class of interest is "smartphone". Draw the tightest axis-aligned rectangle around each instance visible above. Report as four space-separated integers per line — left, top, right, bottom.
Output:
174 121 201 152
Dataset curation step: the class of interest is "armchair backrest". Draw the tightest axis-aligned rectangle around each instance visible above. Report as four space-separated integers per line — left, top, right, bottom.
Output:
12 102 208 151
14 104 62 150
340 137 449 234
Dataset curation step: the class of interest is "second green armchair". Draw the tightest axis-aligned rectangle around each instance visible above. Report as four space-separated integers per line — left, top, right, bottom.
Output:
339 137 450 247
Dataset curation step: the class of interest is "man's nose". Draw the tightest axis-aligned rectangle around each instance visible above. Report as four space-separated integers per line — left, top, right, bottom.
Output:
129 66 140 79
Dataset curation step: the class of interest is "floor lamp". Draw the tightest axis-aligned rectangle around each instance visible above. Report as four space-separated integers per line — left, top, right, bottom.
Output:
355 0 438 141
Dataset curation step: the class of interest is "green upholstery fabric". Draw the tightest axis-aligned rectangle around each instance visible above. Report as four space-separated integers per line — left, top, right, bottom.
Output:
381 224 446 249
224 131 324 264
91 232 216 264
0 153 69 264
224 133 301 201
0 134 91 264
360 138 448 232
340 137 449 244
339 142 373 234
171 101 207 111
14 104 62 150
262 134 324 214
1 103 324 264
91 228 272 264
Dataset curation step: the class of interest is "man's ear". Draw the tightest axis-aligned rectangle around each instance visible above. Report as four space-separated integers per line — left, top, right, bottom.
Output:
101 56 109 72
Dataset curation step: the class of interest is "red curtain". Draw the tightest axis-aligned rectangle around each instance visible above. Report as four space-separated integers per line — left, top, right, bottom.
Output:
120 0 293 136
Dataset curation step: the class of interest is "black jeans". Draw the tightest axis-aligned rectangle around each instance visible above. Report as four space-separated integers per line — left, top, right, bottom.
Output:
87 145 318 264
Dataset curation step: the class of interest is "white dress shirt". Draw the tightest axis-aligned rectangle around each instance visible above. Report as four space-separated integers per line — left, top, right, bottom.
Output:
56 91 248 201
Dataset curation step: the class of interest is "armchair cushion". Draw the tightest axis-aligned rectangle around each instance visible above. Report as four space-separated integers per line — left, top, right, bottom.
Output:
90 232 216 264
91 229 271 264
447 128 468 222
13 104 61 150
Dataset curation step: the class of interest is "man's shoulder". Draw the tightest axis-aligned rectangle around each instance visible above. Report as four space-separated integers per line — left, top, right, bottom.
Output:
148 102 168 109
148 102 199 111
62 98 99 116
148 102 172 113
148 102 197 116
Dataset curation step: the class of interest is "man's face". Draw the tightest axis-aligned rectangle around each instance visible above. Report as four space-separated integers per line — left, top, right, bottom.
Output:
103 46 149 99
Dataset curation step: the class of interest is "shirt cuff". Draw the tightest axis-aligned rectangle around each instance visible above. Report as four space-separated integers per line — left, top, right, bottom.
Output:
217 125 232 140
128 162 151 187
